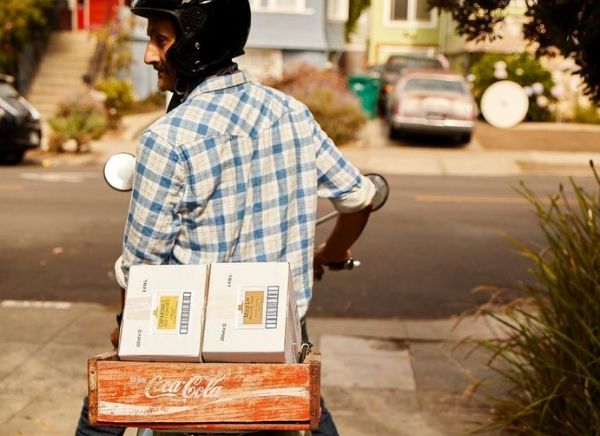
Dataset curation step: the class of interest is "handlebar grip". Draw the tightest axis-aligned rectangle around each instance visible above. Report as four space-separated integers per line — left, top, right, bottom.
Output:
327 259 361 270
314 258 360 280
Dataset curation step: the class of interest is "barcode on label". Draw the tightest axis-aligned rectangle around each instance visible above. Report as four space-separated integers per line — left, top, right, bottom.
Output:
179 291 191 334
265 286 279 329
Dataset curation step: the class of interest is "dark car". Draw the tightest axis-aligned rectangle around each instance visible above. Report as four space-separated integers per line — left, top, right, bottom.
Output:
0 75 42 164
376 53 448 114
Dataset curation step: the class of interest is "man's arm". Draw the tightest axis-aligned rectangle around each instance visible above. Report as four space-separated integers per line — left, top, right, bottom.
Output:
314 205 372 266
112 131 185 348
120 130 185 281
310 109 376 275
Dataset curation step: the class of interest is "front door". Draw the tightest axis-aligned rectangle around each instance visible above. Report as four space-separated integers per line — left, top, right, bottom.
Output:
76 0 85 30
89 0 120 28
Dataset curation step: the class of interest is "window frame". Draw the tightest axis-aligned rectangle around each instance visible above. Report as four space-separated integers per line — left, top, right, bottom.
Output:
250 0 313 14
383 0 437 29
327 0 349 22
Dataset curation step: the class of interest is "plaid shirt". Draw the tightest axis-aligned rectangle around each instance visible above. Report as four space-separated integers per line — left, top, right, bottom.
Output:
120 70 374 317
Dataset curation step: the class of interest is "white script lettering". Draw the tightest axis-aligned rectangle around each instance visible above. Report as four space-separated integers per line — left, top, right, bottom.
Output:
144 374 225 400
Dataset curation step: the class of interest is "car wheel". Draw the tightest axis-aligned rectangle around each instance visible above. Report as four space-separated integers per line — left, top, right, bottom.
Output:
457 133 471 144
2 151 25 165
388 124 402 140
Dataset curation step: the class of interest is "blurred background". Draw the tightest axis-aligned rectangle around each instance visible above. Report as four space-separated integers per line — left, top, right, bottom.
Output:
1 0 599 163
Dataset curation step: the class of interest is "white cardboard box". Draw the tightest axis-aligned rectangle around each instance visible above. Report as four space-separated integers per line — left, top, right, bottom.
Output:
202 262 302 363
118 264 209 362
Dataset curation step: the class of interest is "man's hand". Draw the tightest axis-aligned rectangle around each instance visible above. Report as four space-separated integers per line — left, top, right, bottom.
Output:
313 242 351 280
110 326 120 350
110 287 126 350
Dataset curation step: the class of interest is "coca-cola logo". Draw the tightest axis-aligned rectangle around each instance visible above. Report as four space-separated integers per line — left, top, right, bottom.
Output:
142 374 225 400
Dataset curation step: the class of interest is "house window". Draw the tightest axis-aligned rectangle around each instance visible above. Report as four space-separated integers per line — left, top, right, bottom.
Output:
391 0 408 21
328 0 349 21
251 0 310 13
387 0 435 26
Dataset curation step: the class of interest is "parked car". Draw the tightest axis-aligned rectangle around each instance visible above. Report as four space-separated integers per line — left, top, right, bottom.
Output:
376 53 448 114
0 74 42 164
386 70 477 144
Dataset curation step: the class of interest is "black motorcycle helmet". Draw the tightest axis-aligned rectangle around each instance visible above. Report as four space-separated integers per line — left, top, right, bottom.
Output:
131 0 251 79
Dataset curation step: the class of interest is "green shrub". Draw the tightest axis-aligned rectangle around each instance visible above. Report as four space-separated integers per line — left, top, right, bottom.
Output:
95 77 136 113
94 77 136 128
478 163 600 434
571 101 600 124
123 91 166 114
0 0 53 76
92 15 134 79
48 98 108 152
470 53 556 122
265 64 367 145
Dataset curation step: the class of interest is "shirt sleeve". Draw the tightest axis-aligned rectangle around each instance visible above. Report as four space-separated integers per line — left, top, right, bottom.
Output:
120 130 186 284
312 116 375 213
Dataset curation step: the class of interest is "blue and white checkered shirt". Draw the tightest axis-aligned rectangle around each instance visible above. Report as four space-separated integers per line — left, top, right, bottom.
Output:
120 70 374 317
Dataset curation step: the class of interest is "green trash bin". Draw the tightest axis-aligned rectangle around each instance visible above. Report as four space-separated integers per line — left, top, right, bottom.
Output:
348 74 381 118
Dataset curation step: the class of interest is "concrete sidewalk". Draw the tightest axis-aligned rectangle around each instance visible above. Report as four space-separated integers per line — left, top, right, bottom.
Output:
0 301 506 435
28 113 600 179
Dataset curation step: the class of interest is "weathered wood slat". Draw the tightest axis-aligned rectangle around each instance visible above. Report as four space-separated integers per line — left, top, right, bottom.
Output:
88 352 320 430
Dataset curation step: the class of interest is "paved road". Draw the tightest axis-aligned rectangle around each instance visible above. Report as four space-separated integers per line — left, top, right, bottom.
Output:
2 165 594 318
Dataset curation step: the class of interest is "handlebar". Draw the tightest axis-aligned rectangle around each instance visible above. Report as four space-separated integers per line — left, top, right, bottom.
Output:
314 258 361 281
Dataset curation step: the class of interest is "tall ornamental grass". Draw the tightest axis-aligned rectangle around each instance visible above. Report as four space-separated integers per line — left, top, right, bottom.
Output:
480 162 600 435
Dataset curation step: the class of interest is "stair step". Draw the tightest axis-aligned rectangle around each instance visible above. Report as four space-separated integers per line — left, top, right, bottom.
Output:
38 68 89 79
41 51 96 60
32 70 89 80
29 91 82 102
48 32 96 45
28 30 101 118
30 80 86 91
46 44 96 55
37 66 91 75
29 83 83 95
29 92 80 102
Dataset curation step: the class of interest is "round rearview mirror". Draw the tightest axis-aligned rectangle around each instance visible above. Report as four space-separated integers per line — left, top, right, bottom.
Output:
104 153 135 192
365 173 389 211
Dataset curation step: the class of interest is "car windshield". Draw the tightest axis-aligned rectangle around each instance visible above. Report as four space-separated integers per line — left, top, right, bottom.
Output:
0 83 19 98
386 57 441 72
404 78 466 94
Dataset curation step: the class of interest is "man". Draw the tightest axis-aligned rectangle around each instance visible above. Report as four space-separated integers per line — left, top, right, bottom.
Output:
76 0 374 434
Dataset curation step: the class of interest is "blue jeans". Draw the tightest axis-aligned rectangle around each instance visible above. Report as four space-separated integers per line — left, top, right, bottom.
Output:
75 396 124 435
301 319 339 436
75 321 338 436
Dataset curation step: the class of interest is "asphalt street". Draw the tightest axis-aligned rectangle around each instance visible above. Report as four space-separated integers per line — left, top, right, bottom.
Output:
2 165 595 318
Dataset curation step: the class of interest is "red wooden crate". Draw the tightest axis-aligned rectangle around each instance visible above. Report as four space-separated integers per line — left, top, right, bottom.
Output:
88 352 321 431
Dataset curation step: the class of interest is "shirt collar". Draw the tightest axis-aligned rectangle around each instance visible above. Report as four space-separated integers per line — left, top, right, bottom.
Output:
188 70 250 98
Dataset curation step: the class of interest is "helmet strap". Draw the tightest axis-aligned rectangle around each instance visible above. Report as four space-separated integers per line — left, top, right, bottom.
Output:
167 60 239 112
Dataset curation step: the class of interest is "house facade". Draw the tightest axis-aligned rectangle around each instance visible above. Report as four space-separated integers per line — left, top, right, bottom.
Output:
128 0 348 98
367 0 442 66
238 0 348 80
55 0 125 30
366 0 529 70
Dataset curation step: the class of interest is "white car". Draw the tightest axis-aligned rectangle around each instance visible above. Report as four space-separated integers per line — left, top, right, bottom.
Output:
386 70 477 144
